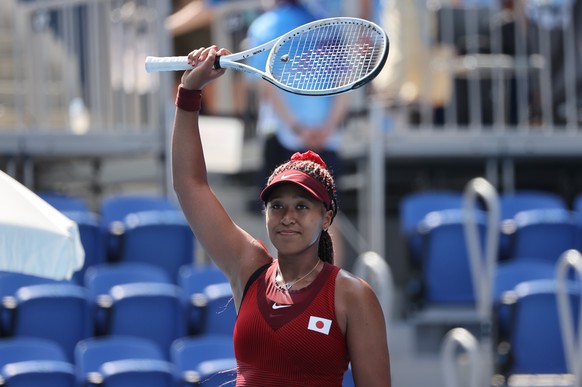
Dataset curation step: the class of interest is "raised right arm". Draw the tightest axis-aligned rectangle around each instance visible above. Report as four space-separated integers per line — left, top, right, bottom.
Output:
171 46 271 304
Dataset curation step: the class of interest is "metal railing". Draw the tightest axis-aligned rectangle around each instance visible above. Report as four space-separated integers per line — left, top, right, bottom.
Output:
0 0 172 135
345 0 582 160
0 0 175 190
441 327 483 387
556 249 582 386
3 1 581 145
371 0 582 133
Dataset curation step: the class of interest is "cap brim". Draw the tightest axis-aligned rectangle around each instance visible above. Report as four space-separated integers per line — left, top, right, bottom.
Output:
260 170 331 209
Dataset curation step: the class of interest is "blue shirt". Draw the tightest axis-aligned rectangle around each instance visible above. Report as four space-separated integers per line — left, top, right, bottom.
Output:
246 3 341 151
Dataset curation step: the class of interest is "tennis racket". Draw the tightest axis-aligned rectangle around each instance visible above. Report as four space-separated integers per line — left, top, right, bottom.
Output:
145 17 389 96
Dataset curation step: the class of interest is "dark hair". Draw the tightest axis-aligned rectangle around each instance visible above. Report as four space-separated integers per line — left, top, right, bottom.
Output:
266 151 338 264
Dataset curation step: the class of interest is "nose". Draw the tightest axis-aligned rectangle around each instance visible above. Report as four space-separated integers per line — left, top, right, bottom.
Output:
280 208 296 225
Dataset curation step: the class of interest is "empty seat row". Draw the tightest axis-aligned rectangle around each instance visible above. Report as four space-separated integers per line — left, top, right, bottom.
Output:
0 334 356 386
0 263 232 362
400 189 582 380
38 192 196 285
400 189 582 264
400 189 582 307
0 334 236 387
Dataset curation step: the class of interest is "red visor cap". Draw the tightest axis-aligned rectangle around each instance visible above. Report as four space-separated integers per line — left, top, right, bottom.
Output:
260 170 331 210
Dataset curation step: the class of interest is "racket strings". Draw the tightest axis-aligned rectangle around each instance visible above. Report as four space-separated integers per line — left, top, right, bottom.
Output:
270 22 386 92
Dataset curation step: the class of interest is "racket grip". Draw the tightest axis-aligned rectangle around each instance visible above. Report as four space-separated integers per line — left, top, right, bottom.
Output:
144 56 191 73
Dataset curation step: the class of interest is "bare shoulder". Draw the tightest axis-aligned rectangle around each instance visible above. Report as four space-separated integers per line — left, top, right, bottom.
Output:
336 268 376 301
335 268 391 386
335 269 381 332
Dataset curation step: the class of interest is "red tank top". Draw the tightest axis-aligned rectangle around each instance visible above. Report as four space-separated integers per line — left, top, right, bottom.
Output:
234 261 349 386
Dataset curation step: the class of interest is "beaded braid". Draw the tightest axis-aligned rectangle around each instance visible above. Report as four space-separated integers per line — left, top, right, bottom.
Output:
266 151 339 264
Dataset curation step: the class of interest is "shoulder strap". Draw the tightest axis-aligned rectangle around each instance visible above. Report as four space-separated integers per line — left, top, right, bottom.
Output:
242 263 271 303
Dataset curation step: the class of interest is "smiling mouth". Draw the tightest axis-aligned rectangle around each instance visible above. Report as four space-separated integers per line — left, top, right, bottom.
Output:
278 229 299 236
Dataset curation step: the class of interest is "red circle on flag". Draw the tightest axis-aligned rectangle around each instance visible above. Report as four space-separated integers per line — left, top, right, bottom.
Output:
316 321 324 329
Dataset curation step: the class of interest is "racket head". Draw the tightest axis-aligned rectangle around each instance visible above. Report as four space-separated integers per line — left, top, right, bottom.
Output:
265 17 389 96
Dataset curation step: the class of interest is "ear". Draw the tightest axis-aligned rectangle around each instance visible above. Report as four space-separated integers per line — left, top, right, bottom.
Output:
322 208 333 230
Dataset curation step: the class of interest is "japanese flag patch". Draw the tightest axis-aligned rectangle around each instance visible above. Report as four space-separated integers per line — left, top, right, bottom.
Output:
308 316 332 335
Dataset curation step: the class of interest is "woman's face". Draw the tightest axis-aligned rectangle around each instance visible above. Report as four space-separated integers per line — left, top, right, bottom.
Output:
265 183 332 258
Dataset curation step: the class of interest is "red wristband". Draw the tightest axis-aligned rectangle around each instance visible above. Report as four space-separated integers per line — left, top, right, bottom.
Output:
175 85 202 112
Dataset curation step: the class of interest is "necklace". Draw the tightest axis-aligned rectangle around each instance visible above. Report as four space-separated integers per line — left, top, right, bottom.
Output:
276 259 321 291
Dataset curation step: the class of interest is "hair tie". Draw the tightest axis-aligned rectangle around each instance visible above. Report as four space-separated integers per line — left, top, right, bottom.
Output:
290 150 327 169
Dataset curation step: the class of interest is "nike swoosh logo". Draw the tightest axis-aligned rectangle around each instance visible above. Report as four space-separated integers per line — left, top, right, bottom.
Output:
272 303 292 310
280 173 302 180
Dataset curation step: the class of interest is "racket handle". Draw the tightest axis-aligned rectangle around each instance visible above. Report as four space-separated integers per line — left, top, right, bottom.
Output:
144 56 191 73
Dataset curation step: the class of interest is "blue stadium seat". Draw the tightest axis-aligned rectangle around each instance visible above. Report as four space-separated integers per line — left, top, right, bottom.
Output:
38 191 91 212
499 190 567 259
99 194 179 261
0 337 76 387
119 210 195 282
171 334 234 369
84 262 172 335
502 279 581 375
100 194 179 227
571 193 582 248
493 258 557 307
198 282 237 336
0 272 64 294
171 334 235 386
36 191 106 285
103 282 185 358
178 264 228 334
1 360 76 387
61 210 105 285
98 358 176 387
8 283 92 362
0 272 66 337
75 335 172 386
0 336 68 362
399 190 464 263
491 259 556 371
418 209 487 304
499 190 566 221
85 262 172 297
507 208 579 263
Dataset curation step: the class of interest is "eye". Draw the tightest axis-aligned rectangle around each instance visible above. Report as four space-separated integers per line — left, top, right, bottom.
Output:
268 202 283 210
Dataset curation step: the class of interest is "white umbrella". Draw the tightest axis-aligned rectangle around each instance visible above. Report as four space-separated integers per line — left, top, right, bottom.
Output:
0 170 84 280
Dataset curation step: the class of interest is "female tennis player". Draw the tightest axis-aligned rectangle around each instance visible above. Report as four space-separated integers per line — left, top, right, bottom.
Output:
172 45 391 386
